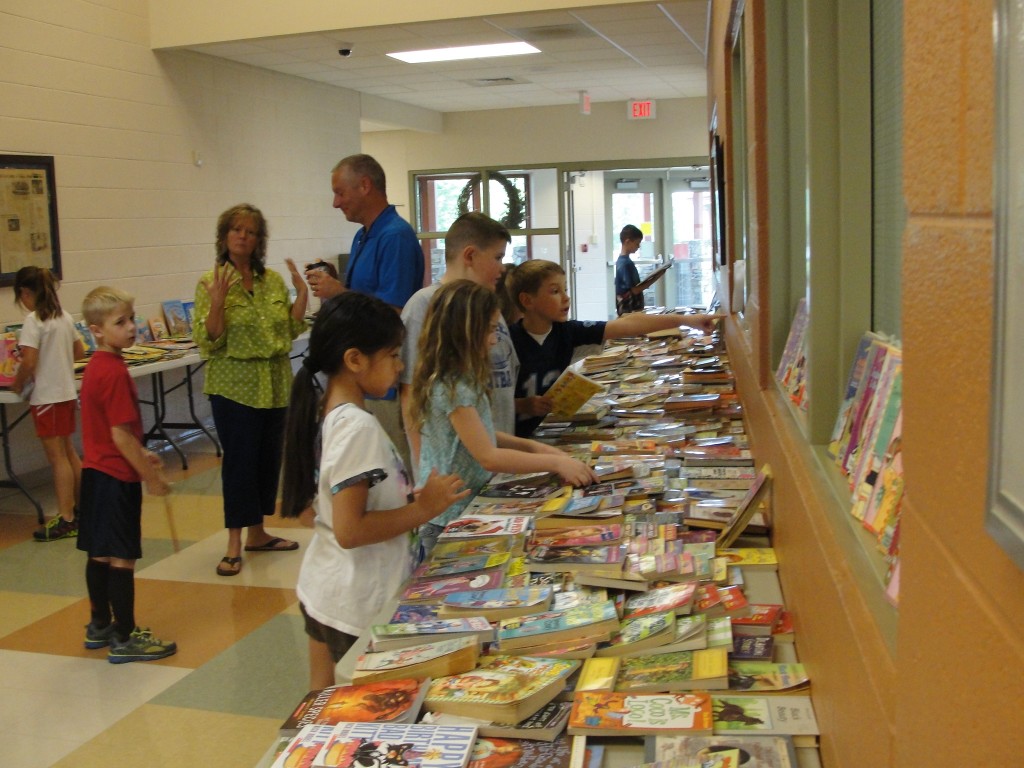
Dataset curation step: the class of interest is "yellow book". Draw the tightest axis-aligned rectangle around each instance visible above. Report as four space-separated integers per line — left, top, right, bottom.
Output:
545 367 605 419
575 656 621 693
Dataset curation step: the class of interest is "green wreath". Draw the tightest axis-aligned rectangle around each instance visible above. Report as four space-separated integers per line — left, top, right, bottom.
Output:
456 171 526 230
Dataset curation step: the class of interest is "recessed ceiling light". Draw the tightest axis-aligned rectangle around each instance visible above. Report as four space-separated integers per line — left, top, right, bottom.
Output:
387 42 540 64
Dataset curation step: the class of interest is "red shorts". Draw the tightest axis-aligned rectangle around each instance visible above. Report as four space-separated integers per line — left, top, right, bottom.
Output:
30 400 77 438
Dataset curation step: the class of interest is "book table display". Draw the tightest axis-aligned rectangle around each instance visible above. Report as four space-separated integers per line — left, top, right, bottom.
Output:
259 326 823 768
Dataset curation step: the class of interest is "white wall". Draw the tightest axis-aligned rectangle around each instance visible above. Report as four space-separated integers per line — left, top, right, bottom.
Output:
0 1 361 482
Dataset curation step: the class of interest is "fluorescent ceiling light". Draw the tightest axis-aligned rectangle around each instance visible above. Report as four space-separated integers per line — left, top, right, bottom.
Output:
387 42 540 64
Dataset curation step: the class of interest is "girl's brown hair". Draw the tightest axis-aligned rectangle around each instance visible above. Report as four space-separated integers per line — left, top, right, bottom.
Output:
13 266 62 321
408 279 498 430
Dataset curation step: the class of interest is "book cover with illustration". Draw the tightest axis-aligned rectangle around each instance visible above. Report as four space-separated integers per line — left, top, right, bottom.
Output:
478 472 565 499
709 696 818 744
615 648 730 693
425 655 580 724
312 721 479 768
390 604 440 624
370 617 493 652
430 537 514 562
438 515 532 539
622 582 698 619
497 601 619 650
161 299 191 337
545 367 605 419
399 570 506 604
525 543 624 572
648 734 798 768
568 691 713 736
439 587 553 618
530 525 622 547
417 553 511 579
280 678 429 736
594 611 675 658
468 733 572 768
272 723 337 768
730 636 774 662
353 637 480 684
727 663 809 693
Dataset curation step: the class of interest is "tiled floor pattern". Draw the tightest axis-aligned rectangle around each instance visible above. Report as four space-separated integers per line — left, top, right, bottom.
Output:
0 443 311 768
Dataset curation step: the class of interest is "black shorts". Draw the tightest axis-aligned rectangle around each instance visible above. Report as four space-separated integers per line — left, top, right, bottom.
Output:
299 602 358 663
76 468 143 560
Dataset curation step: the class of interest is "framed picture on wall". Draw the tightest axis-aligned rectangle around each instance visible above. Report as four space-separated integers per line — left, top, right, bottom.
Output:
989 0 1024 571
0 154 62 285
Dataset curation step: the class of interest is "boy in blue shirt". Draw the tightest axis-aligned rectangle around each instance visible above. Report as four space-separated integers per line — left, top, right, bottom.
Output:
508 259 719 437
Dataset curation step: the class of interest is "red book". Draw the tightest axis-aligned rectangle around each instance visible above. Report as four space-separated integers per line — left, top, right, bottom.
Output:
731 604 783 637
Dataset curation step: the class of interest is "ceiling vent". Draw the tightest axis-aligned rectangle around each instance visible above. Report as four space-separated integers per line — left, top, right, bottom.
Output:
465 76 529 87
507 23 596 43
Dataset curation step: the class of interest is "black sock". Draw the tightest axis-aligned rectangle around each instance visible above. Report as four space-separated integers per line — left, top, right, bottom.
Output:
108 566 136 642
85 559 111 627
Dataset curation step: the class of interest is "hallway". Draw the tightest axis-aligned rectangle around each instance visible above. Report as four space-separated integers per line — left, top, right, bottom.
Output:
0 440 311 768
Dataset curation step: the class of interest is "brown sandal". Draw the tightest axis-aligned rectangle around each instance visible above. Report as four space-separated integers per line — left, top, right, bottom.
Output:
216 556 242 576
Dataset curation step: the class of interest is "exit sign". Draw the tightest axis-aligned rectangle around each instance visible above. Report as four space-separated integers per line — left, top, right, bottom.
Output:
628 99 657 120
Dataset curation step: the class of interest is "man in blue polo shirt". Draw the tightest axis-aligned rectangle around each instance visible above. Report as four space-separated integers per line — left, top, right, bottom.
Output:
307 154 424 309
306 154 425 471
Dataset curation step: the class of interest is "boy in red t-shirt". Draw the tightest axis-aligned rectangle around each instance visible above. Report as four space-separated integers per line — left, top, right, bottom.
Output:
77 286 176 663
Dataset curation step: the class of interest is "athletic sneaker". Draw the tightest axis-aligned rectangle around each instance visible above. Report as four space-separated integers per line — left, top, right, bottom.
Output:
33 516 78 542
108 627 177 664
84 621 118 650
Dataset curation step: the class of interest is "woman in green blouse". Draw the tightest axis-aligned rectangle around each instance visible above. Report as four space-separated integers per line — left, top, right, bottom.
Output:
194 204 308 576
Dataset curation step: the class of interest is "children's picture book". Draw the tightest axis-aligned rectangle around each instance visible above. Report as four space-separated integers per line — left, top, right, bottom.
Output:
161 299 191 337
0 336 20 387
727 662 809 693
622 582 698 619
181 299 195 330
731 605 783 637
134 315 154 343
417 553 512 579
648 734 798 768
390 604 441 624
438 587 553 621
399 570 506 604
615 648 730 693
148 315 169 341
312 721 479 768
467 732 573 768
716 548 778 571
272 724 337 768
568 691 713 736
709 695 819 746
73 320 96 353
438 515 532 539
370 616 494 652
425 655 580 725
530 525 622 548
496 600 620 651
430 536 514 561
426 700 572 742
545 367 606 419
280 678 430 736
593 611 675 658
478 472 565 499
525 543 624 573
352 636 480 684
655 614 709 654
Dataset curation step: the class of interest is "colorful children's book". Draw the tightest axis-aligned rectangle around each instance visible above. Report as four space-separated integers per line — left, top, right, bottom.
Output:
716 548 778 571
148 315 169 341
709 695 819 746
496 600 620 651
352 636 480 684
370 617 494 652
426 700 572 742
655 614 709 654
731 605 783 637
312 721 479 768
431 536 514 561
530 525 622 547
438 587 553 621
417 553 512 579
468 731 573 768
575 656 621 693
134 315 154 342
568 691 713 736
526 543 624 573
280 678 430 736
622 582 698 619
399 570 506 604
727 662 809 693
438 515 532 539
272 724 337 768
615 648 730 693
545 367 606 419
593 611 676 658
730 635 775 662
648 734 798 768
161 299 191 337
425 655 580 725
390 604 441 624
479 472 565 499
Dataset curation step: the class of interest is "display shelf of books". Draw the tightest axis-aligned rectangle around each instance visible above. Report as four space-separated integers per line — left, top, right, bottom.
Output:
262 325 822 768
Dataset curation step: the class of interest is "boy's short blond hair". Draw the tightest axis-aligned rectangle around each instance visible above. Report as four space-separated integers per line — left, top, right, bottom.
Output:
82 286 134 327
504 259 565 310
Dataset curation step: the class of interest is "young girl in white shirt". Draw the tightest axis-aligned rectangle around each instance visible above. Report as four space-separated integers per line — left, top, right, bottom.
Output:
12 267 86 542
280 291 469 689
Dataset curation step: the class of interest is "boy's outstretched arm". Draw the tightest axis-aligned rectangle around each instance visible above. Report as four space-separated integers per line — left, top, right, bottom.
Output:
603 312 722 341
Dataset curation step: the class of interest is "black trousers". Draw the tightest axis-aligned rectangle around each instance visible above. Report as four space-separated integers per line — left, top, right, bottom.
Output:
209 395 287 529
